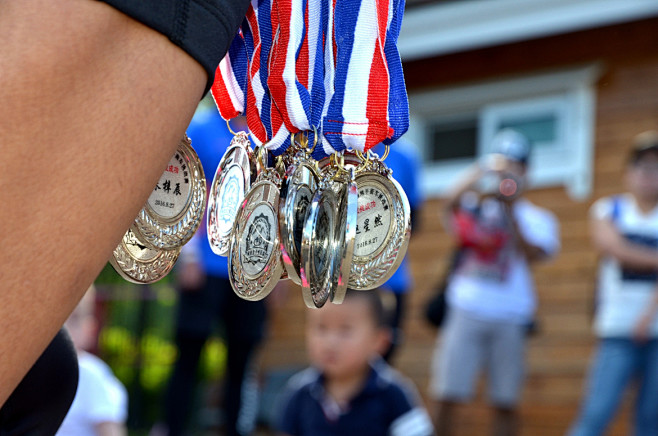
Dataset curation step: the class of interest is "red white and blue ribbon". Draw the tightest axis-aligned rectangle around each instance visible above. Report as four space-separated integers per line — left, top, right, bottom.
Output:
382 0 408 145
268 0 327 151
320 0 393 155
211 0 408 158
211 29 248 120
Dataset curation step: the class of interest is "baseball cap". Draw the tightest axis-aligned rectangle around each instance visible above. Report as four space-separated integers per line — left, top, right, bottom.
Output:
629 130 658 164
490 129 531 165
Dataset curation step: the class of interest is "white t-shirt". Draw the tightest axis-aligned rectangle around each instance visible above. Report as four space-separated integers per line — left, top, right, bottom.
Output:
591 194 658 337
56 352 128 436
447 197 560 323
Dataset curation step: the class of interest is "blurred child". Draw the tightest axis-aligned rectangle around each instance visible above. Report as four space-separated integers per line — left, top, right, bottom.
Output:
277 289 434 436
56 285 128 436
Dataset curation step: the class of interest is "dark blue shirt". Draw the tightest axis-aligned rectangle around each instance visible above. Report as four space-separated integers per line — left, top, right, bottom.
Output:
278 359 433 436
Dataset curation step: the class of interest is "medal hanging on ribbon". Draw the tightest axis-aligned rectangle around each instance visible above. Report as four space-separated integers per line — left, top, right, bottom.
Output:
279 133 320 286
348 149 411 290
229 148 286 300
207 0 411 303
208 31 254 256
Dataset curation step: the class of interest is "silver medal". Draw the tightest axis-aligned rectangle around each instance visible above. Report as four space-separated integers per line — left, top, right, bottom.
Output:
300 166 338 308
132 134 207 250
207 132 252 256
328 165 357 304
349 152 411 290
279 137 319 285
229 152 284 301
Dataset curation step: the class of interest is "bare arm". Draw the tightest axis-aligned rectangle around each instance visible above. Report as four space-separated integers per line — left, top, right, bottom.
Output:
590 216 658 270
0 0 205 404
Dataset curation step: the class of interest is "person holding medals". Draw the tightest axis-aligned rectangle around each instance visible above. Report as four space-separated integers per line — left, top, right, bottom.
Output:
1 0 410 431
0 0 249 426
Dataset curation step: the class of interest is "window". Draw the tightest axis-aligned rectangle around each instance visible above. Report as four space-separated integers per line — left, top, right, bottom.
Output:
406 65 600 200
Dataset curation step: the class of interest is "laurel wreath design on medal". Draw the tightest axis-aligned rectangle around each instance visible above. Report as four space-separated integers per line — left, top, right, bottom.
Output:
349 174 411 291
229 174 284 301
134 136 207 250
110 230 180 284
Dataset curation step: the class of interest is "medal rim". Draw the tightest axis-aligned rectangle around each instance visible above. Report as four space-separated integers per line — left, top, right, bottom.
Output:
300 184 338 309
207 159 250 256
330 177 357 304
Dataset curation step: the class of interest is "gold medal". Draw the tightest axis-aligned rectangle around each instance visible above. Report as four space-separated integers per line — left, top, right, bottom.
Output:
110 228 180 284
132 134 207 250
348 150 411 290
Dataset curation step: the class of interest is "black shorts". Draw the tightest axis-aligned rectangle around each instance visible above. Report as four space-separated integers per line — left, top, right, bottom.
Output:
98 0 250 94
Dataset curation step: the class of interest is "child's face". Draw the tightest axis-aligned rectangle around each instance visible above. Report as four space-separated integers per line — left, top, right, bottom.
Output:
627 152 658 201
306 298 388 379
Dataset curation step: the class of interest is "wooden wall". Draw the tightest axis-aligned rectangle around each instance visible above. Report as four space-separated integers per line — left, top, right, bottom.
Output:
258 17 658 436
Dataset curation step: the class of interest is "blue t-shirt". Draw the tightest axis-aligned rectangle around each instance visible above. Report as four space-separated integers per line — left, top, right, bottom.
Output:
185 107 238 278
278 359 433 436
372 141 423 294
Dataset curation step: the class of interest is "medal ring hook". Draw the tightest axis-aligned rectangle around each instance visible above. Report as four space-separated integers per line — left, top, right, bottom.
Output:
254 145 268 174
226 119 238 136
379 145 390 162
354 149 371 174
306 126 319 157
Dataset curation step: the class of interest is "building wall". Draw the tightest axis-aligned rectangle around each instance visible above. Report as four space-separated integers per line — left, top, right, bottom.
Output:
259 17 658 436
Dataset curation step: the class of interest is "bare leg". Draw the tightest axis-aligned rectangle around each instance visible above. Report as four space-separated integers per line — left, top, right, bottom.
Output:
434 400 456 436
492 406 519 436
0 0 206 404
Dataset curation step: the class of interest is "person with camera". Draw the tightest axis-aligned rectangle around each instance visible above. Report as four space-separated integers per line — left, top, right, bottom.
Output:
428 129 560 436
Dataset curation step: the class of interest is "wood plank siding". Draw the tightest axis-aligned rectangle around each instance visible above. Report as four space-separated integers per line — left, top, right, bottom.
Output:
258 16 658 435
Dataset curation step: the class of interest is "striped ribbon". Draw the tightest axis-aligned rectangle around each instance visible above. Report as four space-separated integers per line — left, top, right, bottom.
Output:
211 0 408 158
321 0 393 155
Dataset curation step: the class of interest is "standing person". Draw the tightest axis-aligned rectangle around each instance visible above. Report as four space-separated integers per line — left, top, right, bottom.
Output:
159 103 267 436
57 285 128 436
429 130 560 436
277 289 434 436
567 131 658 436
372 140 423 363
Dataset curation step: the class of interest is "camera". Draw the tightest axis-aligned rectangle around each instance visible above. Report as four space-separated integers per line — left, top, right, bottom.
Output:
477 170 523 201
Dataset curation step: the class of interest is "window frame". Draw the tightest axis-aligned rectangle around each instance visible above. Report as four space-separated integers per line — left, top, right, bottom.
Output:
406 65 601 200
